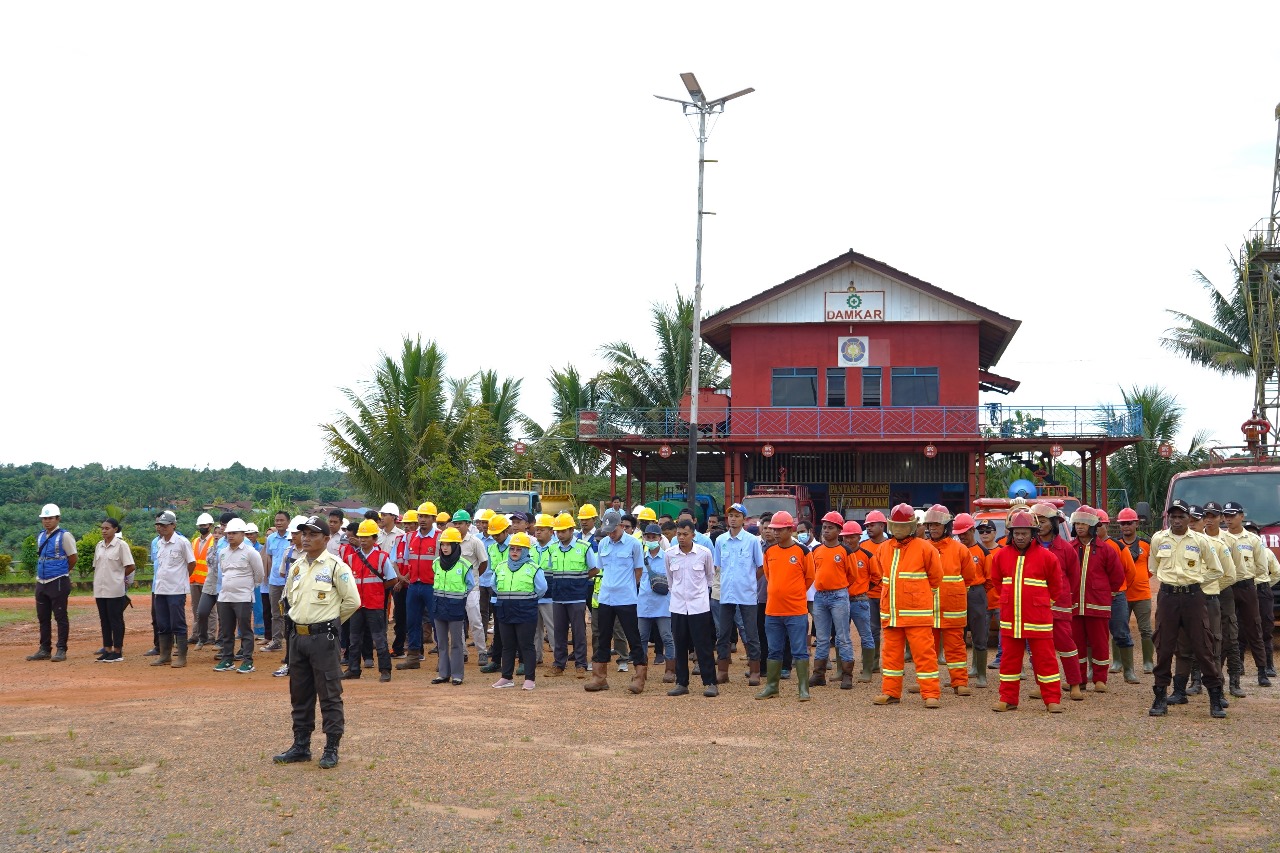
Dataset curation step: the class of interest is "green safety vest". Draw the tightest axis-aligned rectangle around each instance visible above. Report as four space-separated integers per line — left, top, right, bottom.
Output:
495 561 538 599
433 557 471 599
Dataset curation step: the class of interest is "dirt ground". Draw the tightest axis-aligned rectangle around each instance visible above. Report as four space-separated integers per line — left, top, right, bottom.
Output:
1 596 1279 853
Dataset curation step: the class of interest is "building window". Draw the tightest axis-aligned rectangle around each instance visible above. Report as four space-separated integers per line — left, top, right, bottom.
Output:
862 368 882 407
891 367 939 406
826 368 846 407
772 367 818 407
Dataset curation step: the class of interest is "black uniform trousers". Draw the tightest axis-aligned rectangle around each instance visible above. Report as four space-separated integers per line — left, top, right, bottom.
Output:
289 626 345 739
1233 580 1268 673
1154 586 1221 690
673 610 717 687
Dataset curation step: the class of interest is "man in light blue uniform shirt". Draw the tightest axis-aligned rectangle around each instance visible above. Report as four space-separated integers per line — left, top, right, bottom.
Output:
584 510 649 693
714 502 765 686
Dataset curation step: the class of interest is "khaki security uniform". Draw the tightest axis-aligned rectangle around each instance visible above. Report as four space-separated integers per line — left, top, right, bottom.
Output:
1176 531 1236 680
285 550 359 740
1223 529 1269 674
1150 529 1224 691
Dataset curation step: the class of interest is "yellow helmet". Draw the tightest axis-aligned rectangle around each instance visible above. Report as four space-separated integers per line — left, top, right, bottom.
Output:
552 512 576 531
637 506 657 522
534 513 555 528
488 514 510 535
402 509 419 524
356 519 379 537
436 512 451 523
578 503 599 519
475 508 495 522
509 531 533 549
417 501 438 517
439 527 463 544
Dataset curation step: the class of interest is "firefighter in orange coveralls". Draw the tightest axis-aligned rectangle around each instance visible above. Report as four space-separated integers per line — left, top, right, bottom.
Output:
991 512 1068 713
1070 506 1125 692
873 504 943 708
1031 502 1084 701
921 504 974 696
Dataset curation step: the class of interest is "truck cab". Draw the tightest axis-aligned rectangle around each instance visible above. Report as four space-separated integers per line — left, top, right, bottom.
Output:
476 478 575 520
742 484 814 526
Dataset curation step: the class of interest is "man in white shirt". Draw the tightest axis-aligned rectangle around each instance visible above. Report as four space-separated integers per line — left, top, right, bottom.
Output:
151 511 197 668
665 519 718 698
215 518 266 674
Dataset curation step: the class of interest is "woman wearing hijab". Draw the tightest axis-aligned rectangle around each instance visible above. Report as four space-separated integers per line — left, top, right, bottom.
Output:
431 527 475 685
493 532 548 691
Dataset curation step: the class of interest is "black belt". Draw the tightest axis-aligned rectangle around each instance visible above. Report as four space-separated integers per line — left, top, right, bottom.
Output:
294 619 340 635
1163 584 1200 595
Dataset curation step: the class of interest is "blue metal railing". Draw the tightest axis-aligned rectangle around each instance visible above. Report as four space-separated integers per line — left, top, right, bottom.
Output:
576 405 1143 441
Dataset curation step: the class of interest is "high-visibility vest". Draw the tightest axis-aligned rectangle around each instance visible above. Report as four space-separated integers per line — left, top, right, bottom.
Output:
343 544 391 610
402 530 437 584
495 560 538 622
547 540 592 603
191 535 213 585
433 557 472 622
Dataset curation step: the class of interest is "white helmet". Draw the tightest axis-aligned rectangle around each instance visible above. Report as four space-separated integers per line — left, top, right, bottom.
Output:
224 518 248 533
197 512 215 526
245 522 260 535
379 502 401 517
39 503 61 518
287 515 308 534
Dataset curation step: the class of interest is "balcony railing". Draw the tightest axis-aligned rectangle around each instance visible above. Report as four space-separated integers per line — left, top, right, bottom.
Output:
577 405 1143 442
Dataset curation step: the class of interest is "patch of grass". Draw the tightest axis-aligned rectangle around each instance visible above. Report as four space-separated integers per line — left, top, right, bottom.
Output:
0 608 37 627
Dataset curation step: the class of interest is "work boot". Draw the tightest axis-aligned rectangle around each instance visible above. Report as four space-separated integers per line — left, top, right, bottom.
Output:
1141 637 1155 673
1046 703 1063 713
273 736 312 764
1149 686 1168 717
923 697 940 709
748 660 761 686
1229 674 1247 698
1069 684 1084 701
397 657 422 671
151 635 173 666
1187 665 1203 695
1259 673 1272 687
662 659 677 683
1121 647 1139 684
807 659 828 688
716 659 730 685
992 701 1017 712
26 646 51 661
703 683 719 698
973 649 988 688
584 662 609 692
953 682 973 696
1109 640 1122 674
50 647 67 662
1092 681 1107 693
1169 674 1189 705
795 660 811 701
171 636 188 668
667 683 689 696
1267 647 1276 678
318 735 340 769
627 665 648 694
754 660 781 700
840 660 855 690
1208 685 1227 719
859 648 875 683
872 643 881 673
1029 689 1041 700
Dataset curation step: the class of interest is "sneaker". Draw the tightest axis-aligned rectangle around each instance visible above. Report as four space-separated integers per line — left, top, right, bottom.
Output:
487 626 494 634
94 652 109 663
94 647 107 656
213 660 234 672
522 680 536 690
379 672 391 682
237 662 255 674
390 650 406 659
143 647 160 657
261 640 281 652
273 664 289 677
105 651 124 663
492 678 515 688
617 662 629 673
451 678 463 685
363 658 374 668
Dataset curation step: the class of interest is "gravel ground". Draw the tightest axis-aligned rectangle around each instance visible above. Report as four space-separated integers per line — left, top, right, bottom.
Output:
1 596 1278 853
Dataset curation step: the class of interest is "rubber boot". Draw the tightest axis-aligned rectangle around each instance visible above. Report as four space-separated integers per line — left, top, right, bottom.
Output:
1148 685 1168 717
171 635 188 668
1187 665 1203 695
627 665 648 695
872 643 881 673
1208 685 1227 719
1109 640 1122 674
1229 673 1246 698
1121 647 1139 684
839 660 854 690
808 659 828 687
1169 674 1189 705
748 659 761 687
318 734 341 769
1141 637 1155 674
584 662 609 692
151 635 173 666
754 660 781 700
273 736 312 763
973 649 988 688
859 648 874 683
662 659 677 683
796 660 811 701
716 660 730 685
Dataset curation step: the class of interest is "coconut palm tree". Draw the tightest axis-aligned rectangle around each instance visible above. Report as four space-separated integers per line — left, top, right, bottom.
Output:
1100 385 1211 513
530 365 606 478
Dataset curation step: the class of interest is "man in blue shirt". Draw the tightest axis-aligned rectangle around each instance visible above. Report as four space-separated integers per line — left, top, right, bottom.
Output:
262 512 292 653
714 503 765 686
585 510 648 694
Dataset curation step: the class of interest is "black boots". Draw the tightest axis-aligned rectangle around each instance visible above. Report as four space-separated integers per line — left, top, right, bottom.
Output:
1229 674 1247 698
1149 685 1168 717
1208 685 1227 719
1186 666 1203 695
318 735 341 769
1169 674 1189 705
273 737 312 764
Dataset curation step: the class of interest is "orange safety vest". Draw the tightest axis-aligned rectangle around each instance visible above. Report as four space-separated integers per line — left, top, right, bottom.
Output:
191 535 213 584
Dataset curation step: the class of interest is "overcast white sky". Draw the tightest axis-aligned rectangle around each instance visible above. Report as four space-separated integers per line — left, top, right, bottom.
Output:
3 4 1278 471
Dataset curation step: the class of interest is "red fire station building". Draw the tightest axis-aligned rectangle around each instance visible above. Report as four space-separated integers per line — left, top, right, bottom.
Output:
579 249 1141 521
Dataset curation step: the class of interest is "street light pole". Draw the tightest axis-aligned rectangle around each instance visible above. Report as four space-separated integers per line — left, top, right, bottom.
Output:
655 73 754 507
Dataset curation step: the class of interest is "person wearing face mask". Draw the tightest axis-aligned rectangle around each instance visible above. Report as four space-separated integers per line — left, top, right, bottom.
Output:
636 524 676 685
492 531 547 691
431 528 474 686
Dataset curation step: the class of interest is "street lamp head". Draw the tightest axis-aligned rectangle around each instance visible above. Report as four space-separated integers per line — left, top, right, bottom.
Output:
708 87 755 108
680 72 705 104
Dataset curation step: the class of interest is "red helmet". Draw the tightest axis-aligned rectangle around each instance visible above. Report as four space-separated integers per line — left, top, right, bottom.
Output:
1095 509 1110 524
768 510 796 529
890 503 915 523
1008 512 1036 530
841 520 863 536
922 504 952 525
952 512 975 534
1030 501 1058 519
1117 507 1139 523
864 510 887 525
821 511 845 528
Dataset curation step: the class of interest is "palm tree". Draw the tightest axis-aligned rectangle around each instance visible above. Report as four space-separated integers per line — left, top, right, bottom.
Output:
1162 235 1280 415
1101 385 1211 513
529 365 606 478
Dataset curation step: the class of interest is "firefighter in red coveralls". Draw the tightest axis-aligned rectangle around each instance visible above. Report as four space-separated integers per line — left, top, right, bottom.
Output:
991 512 1068 713
1069 506 1125 692
921 505 974 696
1031 502 1084 701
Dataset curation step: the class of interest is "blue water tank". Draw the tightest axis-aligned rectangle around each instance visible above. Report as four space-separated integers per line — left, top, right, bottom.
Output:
1008 479 1038 500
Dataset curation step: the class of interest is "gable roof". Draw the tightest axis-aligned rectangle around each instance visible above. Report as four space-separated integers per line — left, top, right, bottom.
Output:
701 249 1021 369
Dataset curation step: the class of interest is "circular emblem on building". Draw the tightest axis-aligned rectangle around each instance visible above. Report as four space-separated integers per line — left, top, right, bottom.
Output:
846 293 863 309
840 338 866 364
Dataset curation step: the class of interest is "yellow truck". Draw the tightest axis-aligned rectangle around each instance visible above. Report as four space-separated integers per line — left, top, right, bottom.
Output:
476 478 576 518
